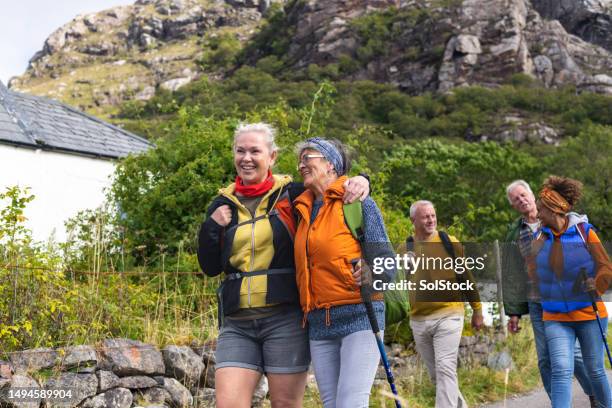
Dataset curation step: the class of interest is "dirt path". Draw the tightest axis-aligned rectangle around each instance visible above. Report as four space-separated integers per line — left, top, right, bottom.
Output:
480 372 612 408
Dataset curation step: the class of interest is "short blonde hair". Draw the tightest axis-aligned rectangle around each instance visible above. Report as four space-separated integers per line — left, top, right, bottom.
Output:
233 122 279 153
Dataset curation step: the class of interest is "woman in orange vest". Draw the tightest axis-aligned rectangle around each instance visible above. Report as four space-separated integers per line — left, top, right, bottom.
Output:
197 124 370 408
293 137 395 408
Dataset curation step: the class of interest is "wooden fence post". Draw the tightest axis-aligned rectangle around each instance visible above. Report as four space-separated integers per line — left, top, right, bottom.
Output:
494 240 507 337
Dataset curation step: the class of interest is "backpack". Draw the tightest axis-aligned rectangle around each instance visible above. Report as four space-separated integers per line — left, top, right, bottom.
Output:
343 201 411 326
406 231 473 303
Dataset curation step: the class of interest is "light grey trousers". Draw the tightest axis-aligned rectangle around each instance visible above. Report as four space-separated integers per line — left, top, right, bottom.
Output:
410 315 468 408
310 330 381 408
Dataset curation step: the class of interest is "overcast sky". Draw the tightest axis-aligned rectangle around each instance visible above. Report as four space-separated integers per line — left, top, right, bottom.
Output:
1 0 134 84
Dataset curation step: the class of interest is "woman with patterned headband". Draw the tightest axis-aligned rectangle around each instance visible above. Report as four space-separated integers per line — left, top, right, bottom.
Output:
293 137 396 408
197 124 370 408
528 176 612 408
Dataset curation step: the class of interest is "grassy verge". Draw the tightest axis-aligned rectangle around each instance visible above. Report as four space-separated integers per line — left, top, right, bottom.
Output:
366 326 539 407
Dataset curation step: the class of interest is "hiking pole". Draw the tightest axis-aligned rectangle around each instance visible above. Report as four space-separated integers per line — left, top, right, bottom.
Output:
580 268 612 367
353 259 402 408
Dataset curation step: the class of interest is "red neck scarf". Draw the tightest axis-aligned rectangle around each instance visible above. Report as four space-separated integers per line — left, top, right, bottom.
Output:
235 170 274 197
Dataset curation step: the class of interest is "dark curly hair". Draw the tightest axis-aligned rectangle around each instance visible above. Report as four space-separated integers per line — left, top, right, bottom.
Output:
541 175 583 207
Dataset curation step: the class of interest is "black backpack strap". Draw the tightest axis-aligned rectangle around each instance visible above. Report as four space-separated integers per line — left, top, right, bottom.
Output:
438 231 473 303
287 182 304 203
406 235 415 252
287 183 304 223
226 214 268 232
438 230 456 259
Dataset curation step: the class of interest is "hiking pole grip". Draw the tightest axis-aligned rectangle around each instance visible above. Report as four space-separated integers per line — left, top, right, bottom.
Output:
352 259 381 333
580 268 612 367
579 268 599 310
361 286 380 333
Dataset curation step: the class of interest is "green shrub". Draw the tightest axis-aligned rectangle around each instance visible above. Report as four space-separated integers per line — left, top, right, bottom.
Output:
0 187 83 350
548 125 612 239
380 139 544 241
111 108 236 255
199 32 242 71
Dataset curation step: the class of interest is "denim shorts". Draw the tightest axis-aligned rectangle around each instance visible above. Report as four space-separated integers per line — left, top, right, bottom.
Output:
215 307 311 374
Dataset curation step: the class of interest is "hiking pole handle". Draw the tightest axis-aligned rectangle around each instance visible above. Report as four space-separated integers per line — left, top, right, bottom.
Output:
580 268 612 366
361 286 380 333
579 268 599 310
352 259 381 333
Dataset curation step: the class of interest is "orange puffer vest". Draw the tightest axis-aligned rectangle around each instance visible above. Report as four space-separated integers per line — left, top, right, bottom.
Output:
294 176 379 314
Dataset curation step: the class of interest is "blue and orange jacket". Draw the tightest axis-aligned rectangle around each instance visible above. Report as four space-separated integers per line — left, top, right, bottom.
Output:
293 176 382 315
535 223 595 313
528 214 612 321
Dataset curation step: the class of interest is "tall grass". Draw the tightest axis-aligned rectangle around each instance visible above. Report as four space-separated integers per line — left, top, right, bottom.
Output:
369 325 540 408
0 187 221 354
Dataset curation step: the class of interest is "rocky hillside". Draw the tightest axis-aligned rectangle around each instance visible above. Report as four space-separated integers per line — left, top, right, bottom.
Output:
265 0 612 95
531 0 612 51
8 0 278 116
8 0 612 118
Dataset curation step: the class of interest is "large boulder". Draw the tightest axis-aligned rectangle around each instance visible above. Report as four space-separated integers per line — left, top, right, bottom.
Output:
81 387 133 408
98 339 165 376
1 375 42 408
118 375 159 389
9 348 57 374
580 74 612 95
43 373 98 407
162 345 205 389
155 377 193 408
57 345 97 372
159 77 193 92
97 370 121 392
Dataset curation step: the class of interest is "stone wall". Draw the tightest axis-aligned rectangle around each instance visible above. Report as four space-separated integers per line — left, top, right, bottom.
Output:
0 333 512 407
0 339 267 408
376 332 513 384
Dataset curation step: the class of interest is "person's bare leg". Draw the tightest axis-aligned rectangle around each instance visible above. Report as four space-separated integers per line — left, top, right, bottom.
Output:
215 367 262 408
267 372 308 408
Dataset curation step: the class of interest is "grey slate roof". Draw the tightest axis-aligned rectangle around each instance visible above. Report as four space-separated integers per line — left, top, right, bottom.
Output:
0 81 152 159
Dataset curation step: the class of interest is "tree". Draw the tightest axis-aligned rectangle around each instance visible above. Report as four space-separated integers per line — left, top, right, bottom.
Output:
380 139 543 241
111 108 236 255
549 125 612 239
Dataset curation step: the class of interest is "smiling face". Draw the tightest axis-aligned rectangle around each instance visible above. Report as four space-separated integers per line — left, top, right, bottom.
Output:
234 131 276 185
297 148 334 190
536 200 556 227
412 203 437 238
508 185 536 216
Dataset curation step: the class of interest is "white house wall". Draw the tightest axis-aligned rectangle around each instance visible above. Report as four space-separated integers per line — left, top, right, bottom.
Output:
0 145 115 242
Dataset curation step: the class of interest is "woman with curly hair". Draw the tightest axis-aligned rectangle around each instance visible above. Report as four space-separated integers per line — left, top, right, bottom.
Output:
529 176 612 408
